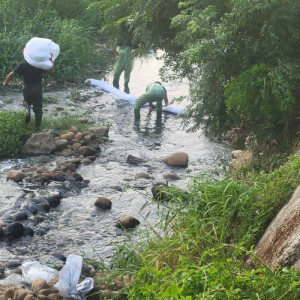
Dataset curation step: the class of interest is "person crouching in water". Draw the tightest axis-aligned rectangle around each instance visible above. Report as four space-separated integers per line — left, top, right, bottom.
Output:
3 52 55 128
134 81 168 120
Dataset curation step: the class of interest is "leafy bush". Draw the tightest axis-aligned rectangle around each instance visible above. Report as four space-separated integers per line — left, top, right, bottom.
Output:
100 0 300 147
129 246 300 299
225 62 300 143
0 111 33 157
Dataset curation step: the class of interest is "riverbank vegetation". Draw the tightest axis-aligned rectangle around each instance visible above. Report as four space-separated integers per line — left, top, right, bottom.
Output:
93 154 300 299
1 0 300 298
0 111 90 157
99 0 300 151
1 0 298 151
0 0 109 83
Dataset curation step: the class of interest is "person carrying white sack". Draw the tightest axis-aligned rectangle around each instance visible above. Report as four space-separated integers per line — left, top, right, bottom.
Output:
3 37 59 128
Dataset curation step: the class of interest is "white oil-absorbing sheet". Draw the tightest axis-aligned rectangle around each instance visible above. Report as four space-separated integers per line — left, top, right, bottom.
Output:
85 78 184 115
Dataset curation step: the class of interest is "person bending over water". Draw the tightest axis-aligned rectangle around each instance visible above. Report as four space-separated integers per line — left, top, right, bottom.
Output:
134 81 168 120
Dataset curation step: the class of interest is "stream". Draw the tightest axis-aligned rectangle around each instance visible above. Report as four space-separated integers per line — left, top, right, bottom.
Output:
0 52 231 270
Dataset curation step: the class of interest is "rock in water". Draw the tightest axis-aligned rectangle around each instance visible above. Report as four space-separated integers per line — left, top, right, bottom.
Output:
5 222 24 239
163 152 189 168
116 216 140 229
94 197 112 210
6 170 25 183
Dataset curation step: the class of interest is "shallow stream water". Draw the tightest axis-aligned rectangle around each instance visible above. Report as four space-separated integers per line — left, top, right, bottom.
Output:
0 52 231 268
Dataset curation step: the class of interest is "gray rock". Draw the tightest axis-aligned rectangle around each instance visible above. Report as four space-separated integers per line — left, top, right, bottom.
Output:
163 173 181 180
60 162 76 173
0 224 4 238
55 139 69 150
151 183 172 201
5 261 22 269
94 197 112 210
15 211 28 221
126 155 146 164
85 126 109 140
77 146 97 157
31 199 50 212
135 172 151 180
116 216 140 229
231 150 244 159
47 195 61 208
60 132 76 141
6 170 25 183
52 252 66 262
0 263 4 279
22 132 57 155
23 227 34 237
5 222 24 239
82 158 93 165
163 152 189 168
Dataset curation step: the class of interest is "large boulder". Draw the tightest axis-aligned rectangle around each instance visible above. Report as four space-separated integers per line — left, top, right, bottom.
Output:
22 132 57 155
163 152 189 168
255 185 300 270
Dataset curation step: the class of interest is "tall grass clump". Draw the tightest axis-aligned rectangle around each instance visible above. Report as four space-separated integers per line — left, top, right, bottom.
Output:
0 0 92 82
98 155 300 299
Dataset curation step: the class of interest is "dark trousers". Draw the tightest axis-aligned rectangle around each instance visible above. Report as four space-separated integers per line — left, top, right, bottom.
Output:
23 84 43 127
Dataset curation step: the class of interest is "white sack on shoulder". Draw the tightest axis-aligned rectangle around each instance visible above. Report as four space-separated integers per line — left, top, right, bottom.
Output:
24 37 60 71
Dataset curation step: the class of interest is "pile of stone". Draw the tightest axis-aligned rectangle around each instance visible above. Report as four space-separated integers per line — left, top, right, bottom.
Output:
22 126 109 157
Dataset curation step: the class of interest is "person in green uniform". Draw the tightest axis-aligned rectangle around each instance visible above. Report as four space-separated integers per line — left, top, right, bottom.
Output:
134 81 169 120
112 46 135 93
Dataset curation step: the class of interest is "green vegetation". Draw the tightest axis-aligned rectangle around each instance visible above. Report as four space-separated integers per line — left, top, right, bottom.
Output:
0 110 90 158
0 0 106 83
0 0 299 298
99 0 300 150
43 96 59 104
94 155 300 299
0 111 32 157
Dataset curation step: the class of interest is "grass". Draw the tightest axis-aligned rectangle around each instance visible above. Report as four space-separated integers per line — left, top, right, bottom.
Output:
0 110 91 158
91 154 300 299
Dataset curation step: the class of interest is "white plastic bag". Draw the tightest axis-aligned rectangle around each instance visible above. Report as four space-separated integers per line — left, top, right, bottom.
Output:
23 37 60 70
21 261 59 284
70 277 94 300
55 254 83 297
